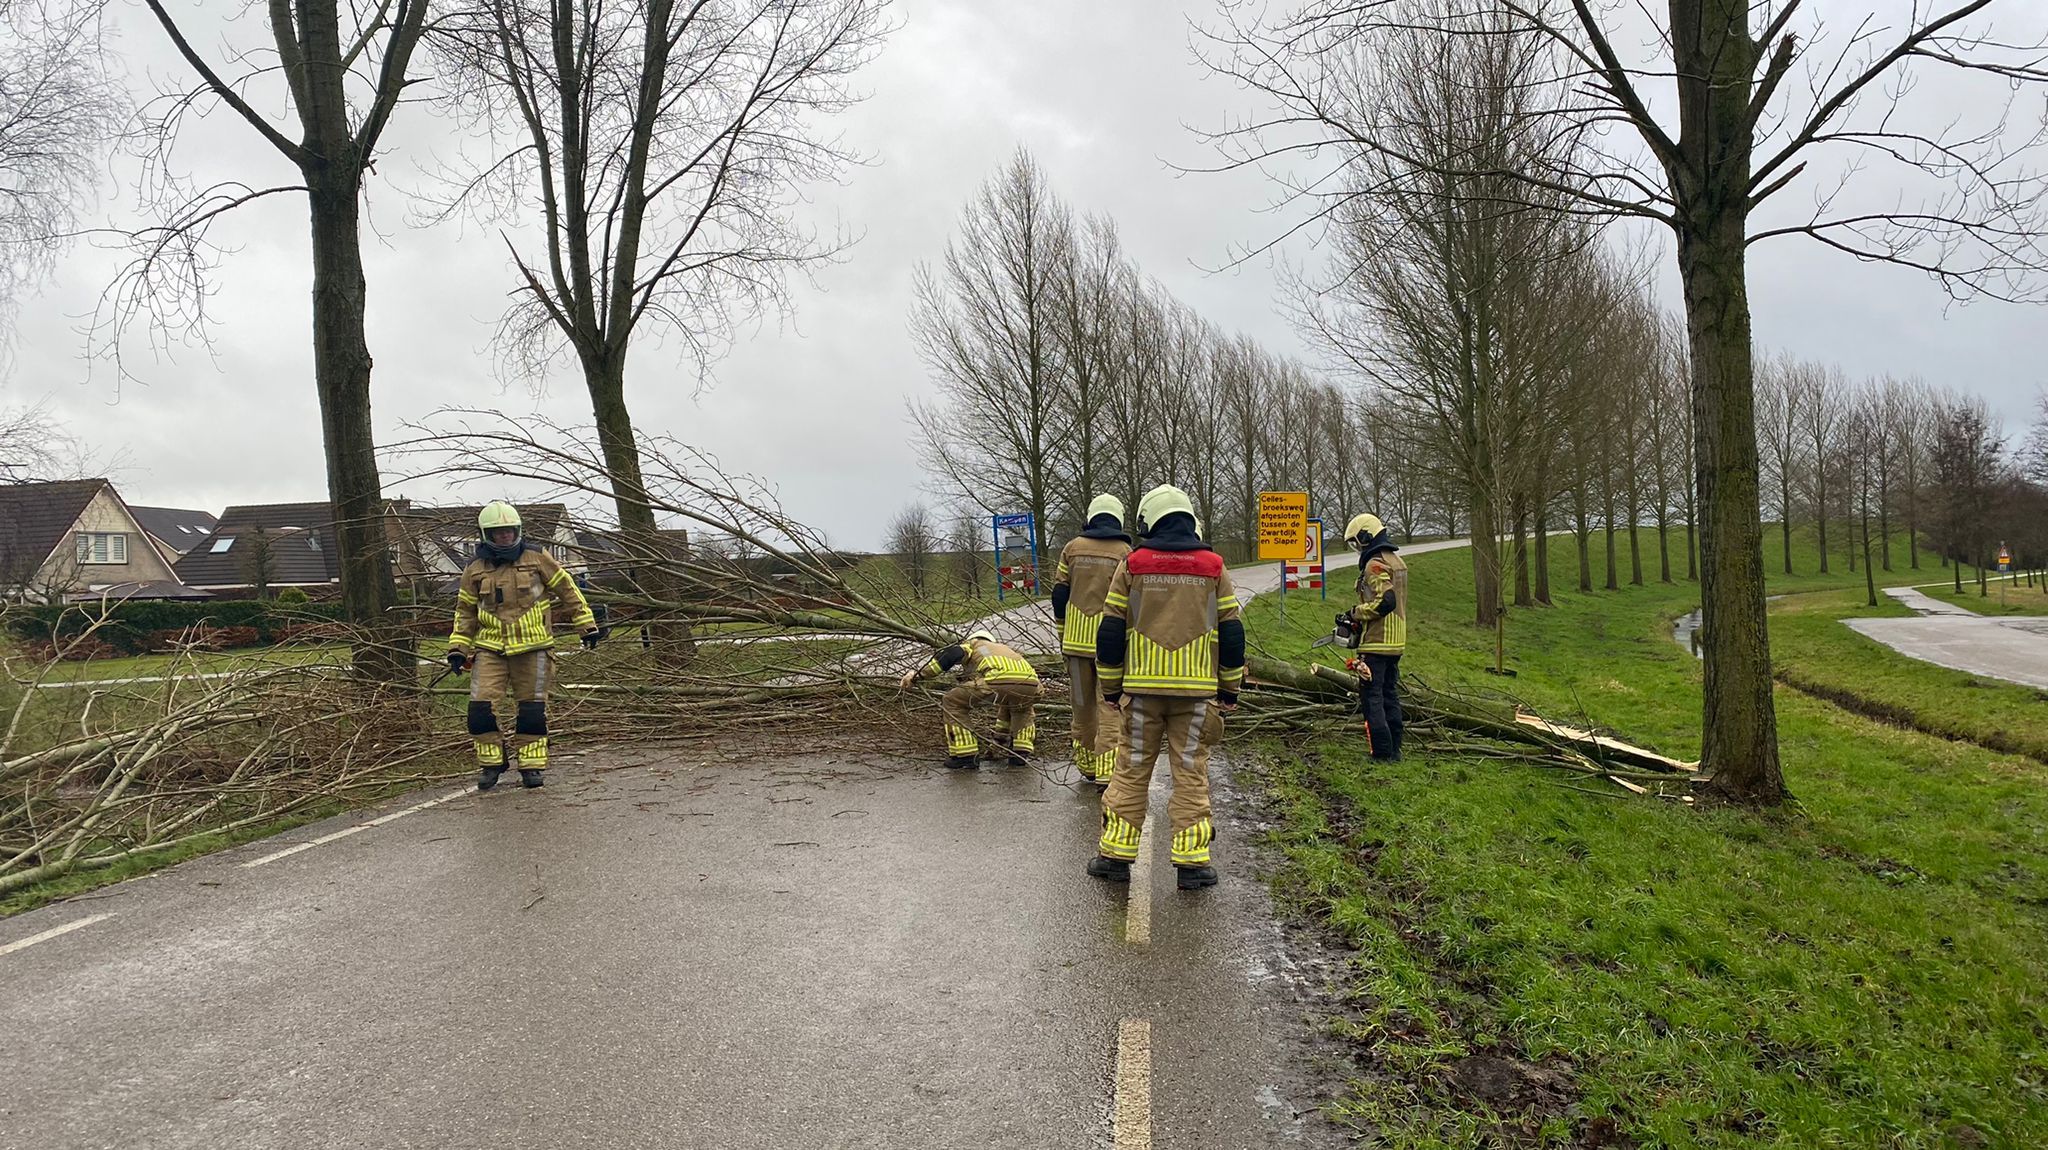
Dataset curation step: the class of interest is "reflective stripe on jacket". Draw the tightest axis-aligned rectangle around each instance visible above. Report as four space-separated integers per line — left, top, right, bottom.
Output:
1098 548 1244 698
1055 535 1131 656
1351 551 1408 654
449 548 597 655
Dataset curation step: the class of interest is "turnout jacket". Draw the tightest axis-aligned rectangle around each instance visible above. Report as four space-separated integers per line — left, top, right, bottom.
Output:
1052 519 1133 657
1346 534 1408 655
449 545 598 656
919 636 1040 686
1096 519 1246 702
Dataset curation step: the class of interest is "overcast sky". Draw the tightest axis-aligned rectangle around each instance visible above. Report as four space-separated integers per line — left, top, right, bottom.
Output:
7 0 2046 549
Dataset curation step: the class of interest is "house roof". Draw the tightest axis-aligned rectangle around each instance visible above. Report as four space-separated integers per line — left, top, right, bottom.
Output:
127 506 220 554
173 501 342 588
0 478 107 582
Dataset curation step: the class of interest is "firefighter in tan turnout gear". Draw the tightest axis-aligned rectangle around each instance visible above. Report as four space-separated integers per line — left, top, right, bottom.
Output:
1088 485 1246 891
1342 513 1408 761
900 629 1043 769
1051 495 1133 786
447 502 603 790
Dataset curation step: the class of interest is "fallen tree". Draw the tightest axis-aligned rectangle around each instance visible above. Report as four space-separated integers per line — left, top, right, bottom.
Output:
1 425 1701 897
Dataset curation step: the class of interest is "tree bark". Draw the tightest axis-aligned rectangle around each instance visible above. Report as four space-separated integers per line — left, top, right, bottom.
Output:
1513 505 1533 607
306 168 405 682
1534 502 1552 604
1471 486 1499 626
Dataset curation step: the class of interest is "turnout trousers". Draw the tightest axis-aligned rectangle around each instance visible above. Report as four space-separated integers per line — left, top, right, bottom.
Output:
469 650 551 772
1358 652 1404 760
940 680 1041 758
1065 655 1120 781
1098 695 1221 867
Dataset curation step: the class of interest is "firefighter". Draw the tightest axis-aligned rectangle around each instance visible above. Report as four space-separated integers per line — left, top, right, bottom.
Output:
1089 485 1245 891
1342 513 1408 761
899 629 1043 769
447 502 603 790
1051 495 1132 786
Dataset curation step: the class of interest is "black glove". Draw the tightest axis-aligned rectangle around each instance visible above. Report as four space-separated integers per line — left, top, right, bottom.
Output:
1334 611 1351 628
446 651 468 674
1217 689 1240 707
582 628 605 650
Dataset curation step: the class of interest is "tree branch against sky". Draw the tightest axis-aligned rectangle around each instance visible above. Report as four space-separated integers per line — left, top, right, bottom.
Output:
96 0 431 681
426 0 891 544
1196 0 2048 805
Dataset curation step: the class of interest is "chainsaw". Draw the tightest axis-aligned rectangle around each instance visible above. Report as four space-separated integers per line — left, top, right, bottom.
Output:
1310 611 1363 652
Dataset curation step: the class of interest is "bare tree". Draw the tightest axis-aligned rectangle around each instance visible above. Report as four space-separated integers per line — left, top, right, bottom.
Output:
911 149 1073 538
948 512 985 598
0 399 77 482
1200 0 2048 802
1932 396 2007 596
431 0 888 544
0 1 123 347
113 0 431 681
1789 360 1846 574
886 502 937 597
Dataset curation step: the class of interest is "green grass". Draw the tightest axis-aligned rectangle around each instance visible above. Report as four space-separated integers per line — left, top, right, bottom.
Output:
1769 589 2048 764
1241 529 2048 1147
1914 578 2048 617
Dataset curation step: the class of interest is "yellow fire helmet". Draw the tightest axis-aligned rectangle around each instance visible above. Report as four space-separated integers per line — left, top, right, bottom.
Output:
1085 494 1125 525
964 629 995 645
1343 513 1386 546
478 500 523 534
1136 484 1196 535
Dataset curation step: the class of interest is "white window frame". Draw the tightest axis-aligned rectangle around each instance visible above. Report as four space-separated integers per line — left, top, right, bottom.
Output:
74 532 128 565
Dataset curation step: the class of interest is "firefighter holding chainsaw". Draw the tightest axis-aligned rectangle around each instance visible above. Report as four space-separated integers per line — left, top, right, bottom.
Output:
446 501 603 790
900 629 1043 768
1338 513 1408 761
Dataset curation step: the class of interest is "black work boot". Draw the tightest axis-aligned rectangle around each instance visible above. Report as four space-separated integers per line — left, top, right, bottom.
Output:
1086 856 1133 883
1006 749 1029 768
519 768 545 788
1176 865 1219 890
477 766 505 792
946 755 978 770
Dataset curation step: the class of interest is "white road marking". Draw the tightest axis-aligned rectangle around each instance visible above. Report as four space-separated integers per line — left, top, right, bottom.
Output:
241 789 469 868
0 913 113 957
1113 1017 1154 1149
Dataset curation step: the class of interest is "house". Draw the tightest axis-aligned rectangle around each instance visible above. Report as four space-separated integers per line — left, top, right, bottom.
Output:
173 501 343 596
128 505 220 558
0 479 199 602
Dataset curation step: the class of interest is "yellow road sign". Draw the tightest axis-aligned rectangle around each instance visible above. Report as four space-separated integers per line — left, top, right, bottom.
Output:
1257 491 1310 561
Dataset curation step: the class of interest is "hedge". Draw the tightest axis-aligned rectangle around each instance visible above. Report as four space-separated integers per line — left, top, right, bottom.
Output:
5 599 350 656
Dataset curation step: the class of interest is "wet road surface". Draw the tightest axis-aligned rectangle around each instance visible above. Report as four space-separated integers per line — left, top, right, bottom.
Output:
1 749 1351 1149
1843 586 2048 690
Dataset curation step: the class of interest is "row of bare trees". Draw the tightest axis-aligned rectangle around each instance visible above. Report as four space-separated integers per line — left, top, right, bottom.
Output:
1196 0 2048 805
910 149 1413 567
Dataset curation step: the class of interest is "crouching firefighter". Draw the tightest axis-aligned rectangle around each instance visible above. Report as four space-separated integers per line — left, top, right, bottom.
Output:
1342 513 1408 761
447 501 604 790
1089 485 1246 891
1052 495 1133 786
899 629 1043 768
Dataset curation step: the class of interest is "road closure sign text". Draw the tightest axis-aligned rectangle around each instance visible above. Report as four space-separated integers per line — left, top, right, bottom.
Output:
1257 491 1310 560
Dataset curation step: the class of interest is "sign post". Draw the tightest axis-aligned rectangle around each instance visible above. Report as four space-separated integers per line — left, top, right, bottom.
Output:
1284 519 1326 599
991 513 1038 603
1999 542 2012 608
1258 491 1310 605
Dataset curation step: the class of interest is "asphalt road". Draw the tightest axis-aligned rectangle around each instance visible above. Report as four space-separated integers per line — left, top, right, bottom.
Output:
0 749 1356 1149
3 537 1476 1148
1844 586 2048 691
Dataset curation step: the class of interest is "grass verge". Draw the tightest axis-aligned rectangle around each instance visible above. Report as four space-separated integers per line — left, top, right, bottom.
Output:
1240 530 2048 1147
